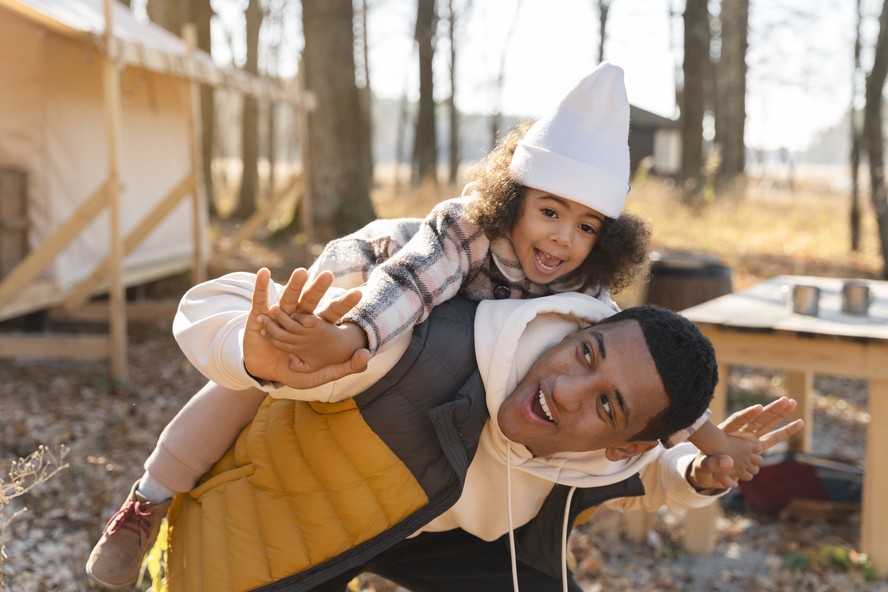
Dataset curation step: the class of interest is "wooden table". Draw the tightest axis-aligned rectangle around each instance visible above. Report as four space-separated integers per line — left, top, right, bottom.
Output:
679 275 888 576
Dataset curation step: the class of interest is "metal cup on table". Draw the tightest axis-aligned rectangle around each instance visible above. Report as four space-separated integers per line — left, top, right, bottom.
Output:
841 280 874 315
782 283 821 316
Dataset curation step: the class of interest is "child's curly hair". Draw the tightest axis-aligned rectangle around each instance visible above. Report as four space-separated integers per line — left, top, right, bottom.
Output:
464 123 651 294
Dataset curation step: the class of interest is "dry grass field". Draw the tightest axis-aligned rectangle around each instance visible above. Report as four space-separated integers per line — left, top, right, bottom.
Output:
366 171 884 297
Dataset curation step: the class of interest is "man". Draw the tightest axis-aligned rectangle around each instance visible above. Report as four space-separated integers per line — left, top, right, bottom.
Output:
159 269 800 592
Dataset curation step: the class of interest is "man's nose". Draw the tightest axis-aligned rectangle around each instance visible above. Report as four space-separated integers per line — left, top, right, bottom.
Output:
553 375 587 413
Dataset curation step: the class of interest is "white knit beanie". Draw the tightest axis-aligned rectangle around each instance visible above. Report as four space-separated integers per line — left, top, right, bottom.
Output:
509 62 630 218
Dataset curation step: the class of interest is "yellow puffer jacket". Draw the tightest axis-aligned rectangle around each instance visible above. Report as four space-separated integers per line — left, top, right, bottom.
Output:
164 298 486 591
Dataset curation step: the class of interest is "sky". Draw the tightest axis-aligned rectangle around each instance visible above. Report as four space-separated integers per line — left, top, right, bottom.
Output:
200 0 868 153
365 0 862 152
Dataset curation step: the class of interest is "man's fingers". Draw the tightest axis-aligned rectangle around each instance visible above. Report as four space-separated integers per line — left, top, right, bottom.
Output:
316 289 362 324
285 348 370 380
317 349 371 380
296 270 335 314
719 404 764 432
699 454 739 489
751 397 798 434
250 268 273 323
721 396 800 439
279 268 310 315
759 418 805 451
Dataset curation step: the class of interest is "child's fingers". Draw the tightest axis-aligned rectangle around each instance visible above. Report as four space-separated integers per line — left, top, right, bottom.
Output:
263 309 316 347
279 268 310 315
316 289 362 324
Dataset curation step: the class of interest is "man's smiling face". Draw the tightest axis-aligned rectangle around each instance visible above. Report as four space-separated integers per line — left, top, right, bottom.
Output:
496 320 668 460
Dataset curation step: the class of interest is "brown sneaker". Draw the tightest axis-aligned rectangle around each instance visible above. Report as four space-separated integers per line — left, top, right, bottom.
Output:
85 480 172 589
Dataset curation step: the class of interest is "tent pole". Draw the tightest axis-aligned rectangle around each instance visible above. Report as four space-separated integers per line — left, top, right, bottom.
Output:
182 23 206 285
103 0 128 382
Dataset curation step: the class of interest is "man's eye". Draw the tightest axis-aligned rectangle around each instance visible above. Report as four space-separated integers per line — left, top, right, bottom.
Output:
541 208 557 218
582 342 593 365
599 394 613 419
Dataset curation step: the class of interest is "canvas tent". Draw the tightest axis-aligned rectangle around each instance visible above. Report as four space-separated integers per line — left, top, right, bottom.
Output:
0 0 308 378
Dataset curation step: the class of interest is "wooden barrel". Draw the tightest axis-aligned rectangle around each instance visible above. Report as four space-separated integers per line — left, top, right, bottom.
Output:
643 251 733 311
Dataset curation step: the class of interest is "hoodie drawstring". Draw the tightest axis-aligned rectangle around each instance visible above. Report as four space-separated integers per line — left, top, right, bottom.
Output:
561 486 577 592
506 444 520 592
506 446 579 592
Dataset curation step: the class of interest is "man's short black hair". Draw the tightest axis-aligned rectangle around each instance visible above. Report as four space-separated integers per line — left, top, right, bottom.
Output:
596 304 717 443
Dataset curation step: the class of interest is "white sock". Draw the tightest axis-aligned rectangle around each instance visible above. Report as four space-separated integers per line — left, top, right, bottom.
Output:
136 472 174 503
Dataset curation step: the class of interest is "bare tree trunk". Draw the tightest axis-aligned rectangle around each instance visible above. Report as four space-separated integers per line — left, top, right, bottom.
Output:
850 0 863 252
394 90 411 194
714 0 748 186
232 0 263 219
490 0 523 150
412 0 438 187
263 0 286 203
680 0 709 200
194 0 217 218
863 0 888 277
359 0 374 173
595 0 611 64
447 0 459 184
301 0 375 242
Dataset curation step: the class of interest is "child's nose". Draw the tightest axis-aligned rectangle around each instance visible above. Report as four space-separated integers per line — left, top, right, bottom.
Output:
550 226 572 247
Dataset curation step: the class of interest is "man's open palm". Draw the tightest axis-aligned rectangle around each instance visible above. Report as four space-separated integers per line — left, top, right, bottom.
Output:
243 268 370 389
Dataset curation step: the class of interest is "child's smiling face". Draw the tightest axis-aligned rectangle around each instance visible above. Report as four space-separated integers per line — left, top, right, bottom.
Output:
507 188 605 284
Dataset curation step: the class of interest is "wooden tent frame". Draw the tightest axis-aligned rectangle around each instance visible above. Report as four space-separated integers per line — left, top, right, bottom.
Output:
0 1 312 381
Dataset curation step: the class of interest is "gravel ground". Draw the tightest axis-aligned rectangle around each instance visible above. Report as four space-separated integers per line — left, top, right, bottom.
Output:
1 314 885 592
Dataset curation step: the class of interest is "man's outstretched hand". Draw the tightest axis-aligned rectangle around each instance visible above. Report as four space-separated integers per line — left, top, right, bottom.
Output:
687 396 805 491
243 267 370 389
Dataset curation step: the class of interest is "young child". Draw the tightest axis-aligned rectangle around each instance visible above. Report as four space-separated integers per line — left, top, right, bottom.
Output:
86 63 761 589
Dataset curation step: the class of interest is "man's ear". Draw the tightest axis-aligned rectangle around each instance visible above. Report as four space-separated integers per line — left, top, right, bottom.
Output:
604 441 658 461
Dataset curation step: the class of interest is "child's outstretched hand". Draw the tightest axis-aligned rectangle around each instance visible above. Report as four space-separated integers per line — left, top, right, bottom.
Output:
688 397 805 492
244 267 369 388
712 431 763 483
255 267 368 373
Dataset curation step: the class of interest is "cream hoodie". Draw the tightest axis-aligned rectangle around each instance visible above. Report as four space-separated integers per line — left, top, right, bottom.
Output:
421 293 720 541
175 277 720 543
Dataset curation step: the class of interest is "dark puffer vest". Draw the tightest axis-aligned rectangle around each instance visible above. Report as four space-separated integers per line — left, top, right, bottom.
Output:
164 297 486 591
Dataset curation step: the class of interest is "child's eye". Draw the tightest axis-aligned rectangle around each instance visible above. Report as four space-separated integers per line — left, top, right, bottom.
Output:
580 223 598 235
541 208 557 218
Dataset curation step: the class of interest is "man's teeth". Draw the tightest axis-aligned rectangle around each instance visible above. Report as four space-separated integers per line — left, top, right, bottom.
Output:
538 390 554 422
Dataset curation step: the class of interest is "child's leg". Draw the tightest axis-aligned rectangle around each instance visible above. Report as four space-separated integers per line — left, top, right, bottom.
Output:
86 381 265 588
143 380 267 494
